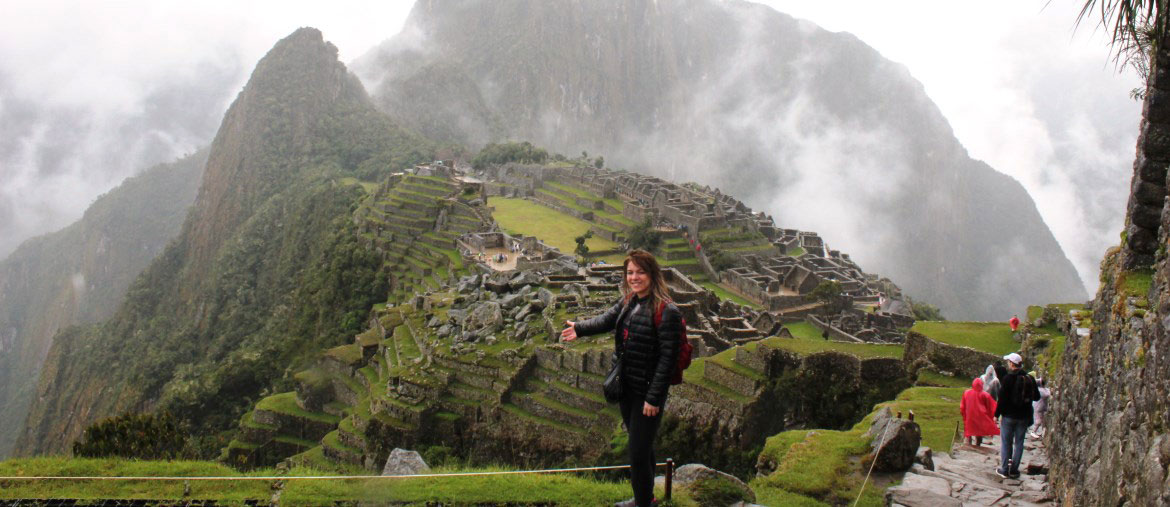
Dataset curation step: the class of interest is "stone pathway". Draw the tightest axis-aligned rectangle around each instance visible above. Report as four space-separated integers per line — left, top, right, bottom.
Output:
887 434 1055 506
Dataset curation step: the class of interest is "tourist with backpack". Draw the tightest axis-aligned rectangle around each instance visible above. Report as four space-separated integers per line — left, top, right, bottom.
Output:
561 249 688 507
993 352 1041 479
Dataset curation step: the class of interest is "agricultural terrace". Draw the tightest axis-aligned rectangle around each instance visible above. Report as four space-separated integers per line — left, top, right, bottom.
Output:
489 197 624 263
779 321 904 358
910 321 1019 356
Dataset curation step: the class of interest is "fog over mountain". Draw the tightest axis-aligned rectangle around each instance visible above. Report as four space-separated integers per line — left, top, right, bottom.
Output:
0 0 1142 303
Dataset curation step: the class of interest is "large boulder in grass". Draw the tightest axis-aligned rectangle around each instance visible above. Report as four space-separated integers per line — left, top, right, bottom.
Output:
382 448 430 476
870 418 922 472
667 463 756 505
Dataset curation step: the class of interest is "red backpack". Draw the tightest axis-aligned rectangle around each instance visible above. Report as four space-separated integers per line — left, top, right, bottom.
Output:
654 301 693 385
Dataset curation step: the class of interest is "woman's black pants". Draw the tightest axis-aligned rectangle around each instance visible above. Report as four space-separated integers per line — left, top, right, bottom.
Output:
620 390 663 507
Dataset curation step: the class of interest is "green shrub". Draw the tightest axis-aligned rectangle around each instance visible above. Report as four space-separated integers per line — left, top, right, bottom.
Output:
72 411 191 460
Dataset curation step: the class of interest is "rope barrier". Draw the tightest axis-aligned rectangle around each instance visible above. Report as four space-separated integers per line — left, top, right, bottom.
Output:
852 418 895 507
0 462 670 482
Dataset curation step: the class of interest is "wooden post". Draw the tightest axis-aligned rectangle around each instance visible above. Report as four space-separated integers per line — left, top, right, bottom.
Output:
665 458 674 501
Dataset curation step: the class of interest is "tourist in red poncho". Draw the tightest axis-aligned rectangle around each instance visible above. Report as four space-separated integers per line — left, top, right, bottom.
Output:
961 377 998 446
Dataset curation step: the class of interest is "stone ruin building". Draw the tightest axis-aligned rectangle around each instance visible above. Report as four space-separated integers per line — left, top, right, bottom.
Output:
474 163 915 344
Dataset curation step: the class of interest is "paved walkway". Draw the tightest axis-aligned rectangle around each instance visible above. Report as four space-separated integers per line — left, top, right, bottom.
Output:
887 433 1055 506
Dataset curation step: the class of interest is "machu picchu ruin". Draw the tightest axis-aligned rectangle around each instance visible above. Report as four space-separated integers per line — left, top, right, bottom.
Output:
223 158 926 475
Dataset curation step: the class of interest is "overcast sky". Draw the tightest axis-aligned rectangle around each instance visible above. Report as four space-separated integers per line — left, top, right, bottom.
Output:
0 0 1141 293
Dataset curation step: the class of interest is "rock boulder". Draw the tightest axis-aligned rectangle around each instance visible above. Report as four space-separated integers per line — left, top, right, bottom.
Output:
382 448 430 476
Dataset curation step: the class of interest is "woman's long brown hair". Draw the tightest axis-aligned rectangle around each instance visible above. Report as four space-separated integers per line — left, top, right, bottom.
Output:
621 249 673 309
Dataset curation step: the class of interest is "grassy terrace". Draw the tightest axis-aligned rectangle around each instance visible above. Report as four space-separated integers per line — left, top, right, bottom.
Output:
761 331 904 360
695 279 761 309
490 197 622 260
916 370 972 388
681 359 753 404
538 186 636 229
911 321 1019 356
255 392 340 425
0 457 693 506
750 386 963 507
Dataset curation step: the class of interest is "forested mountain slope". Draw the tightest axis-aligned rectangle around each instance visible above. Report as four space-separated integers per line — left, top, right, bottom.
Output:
15 27 433 456
0 150 206 458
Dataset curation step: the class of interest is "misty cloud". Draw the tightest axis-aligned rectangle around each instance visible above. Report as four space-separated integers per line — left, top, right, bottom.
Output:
0 1 413 261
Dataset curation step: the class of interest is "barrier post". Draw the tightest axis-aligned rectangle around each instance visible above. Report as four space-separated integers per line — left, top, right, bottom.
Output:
665 458 674 500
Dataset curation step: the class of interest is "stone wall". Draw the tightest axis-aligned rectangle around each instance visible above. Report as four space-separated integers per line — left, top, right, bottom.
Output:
901 331 999 379
1047 247 1170 506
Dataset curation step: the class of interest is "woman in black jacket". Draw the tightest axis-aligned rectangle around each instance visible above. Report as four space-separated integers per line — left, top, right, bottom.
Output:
561 249 682 507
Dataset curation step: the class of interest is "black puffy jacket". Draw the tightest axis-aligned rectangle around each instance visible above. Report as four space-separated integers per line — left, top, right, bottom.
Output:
574 294 681 407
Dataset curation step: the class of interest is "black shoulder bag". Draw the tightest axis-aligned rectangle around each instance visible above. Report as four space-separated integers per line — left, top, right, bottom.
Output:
603 350 623 403
602 301 633 403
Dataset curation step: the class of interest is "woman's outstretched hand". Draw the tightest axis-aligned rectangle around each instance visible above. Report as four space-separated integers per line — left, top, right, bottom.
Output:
642 402 659 417
561 321 578 342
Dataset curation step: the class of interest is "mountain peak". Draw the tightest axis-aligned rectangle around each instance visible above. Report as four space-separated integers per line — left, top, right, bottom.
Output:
183 27 371 280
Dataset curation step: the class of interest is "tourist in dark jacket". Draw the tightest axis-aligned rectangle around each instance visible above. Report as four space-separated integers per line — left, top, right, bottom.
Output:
562 249 682 507
994 352 1041 479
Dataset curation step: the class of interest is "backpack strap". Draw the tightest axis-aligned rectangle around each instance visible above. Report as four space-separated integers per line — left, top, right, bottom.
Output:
653 300 666 328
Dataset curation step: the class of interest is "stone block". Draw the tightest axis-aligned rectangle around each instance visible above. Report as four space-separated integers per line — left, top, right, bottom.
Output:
382 448 430 476
915 446 935 471
1136 153 1169 183
885 473 960 507
871 419 922 472
1130 202 1163 229
1138 122 1170 160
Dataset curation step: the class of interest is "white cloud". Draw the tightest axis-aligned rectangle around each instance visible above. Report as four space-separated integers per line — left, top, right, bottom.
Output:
758 0 1141 293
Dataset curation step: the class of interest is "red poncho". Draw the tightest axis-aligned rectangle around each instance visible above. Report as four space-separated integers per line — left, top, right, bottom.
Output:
961 377 999 437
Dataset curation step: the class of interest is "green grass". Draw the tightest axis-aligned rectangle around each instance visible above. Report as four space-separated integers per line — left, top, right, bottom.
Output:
910 321 1019 356
865 387 965 454
787 246 805 257
783 321 823 340
254 392 340 425
544 181 594 199
764 337 903 360
490 197 620 256
0 457 660 506
323 344 363 365
751 386 962 507
915 370 971 388
767 326 904 359
394 324 420 360
750 428 882 506
698 281 762 309
601 197 625 212
1026 305 1044 323
1120 268 1154 298
708 347 765 381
